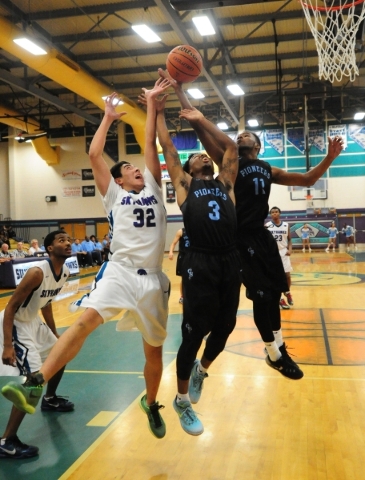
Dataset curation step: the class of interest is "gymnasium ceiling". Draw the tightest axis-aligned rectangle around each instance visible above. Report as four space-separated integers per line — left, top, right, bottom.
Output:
0 0 365 140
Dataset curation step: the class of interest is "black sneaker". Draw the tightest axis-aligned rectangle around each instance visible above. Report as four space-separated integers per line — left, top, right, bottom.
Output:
0 435 39 459
41 395 74 412
279 342 297 365
265 354 304 379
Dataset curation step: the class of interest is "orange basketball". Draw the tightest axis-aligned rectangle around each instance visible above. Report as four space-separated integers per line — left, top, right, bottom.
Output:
166 45 203 83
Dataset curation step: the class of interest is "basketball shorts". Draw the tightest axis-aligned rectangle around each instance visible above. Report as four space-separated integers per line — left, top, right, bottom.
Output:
0 311 57 376
238 227 288 302
75 261 170 347
279 248 293 273
176 252 185 277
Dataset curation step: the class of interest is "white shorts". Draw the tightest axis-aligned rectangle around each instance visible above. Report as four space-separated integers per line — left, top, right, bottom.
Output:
279 248 293 273
75 261 170 347
0 311 57 376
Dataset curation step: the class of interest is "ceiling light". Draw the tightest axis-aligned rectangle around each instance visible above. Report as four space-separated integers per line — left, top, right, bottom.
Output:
354 112 365 120
248 119 259 127
227 84 245 96
187 89 205 99
102 96 124 106
192 16 215 36
217 122 229 130
131 25 161 43
13 38 47 55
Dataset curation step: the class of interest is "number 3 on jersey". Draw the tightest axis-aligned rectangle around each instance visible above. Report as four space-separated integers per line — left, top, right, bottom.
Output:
208 200 220 221
133 208 156 227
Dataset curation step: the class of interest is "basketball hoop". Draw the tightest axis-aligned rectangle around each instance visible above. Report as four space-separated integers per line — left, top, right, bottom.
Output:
300 0 365 82
306 194 314 207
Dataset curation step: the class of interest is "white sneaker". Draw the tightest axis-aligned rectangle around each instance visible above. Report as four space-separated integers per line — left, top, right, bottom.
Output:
309 248 312 252
302 248 305 253
325 248 329 252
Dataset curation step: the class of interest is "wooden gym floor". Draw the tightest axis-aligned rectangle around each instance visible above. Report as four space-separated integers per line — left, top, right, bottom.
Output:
1 248 365 480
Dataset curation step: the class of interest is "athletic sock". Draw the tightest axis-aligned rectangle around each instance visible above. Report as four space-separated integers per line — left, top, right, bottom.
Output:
265 342 281 362
273 329 283 348
176 393 190 404
197 361 208 374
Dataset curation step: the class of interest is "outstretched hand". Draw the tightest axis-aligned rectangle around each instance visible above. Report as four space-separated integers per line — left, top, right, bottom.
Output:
327 136 344 160
158 68 182 91
104 93 127 121
179 107 204 123
142 77 171 100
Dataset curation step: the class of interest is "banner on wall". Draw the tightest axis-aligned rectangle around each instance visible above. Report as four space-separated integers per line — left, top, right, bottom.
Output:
309 128 326 153
348 124 365 149
82 185 95 197
265 129 284 154
82 169 94 180
328 124 347 150
287 127 305 154
62 186 82 197
165 182 176 203
62 170 82 180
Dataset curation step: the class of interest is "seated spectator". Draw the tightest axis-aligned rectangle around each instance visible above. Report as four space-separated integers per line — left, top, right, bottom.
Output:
28 239 48 256
0 244 13 262
102 234 110 261
0 234 10 248
71 238 93 268
90 235 104 263
81 236 102 266
11 242 29 258
7 226 22 241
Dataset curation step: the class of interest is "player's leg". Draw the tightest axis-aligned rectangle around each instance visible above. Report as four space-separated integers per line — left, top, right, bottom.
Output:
0 406 38 459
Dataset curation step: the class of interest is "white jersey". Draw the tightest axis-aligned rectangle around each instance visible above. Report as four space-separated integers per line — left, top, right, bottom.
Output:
13 259 70 323
103 168 167 269
265 221 290 252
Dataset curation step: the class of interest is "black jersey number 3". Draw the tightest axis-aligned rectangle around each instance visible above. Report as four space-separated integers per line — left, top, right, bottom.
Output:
133 208 156 227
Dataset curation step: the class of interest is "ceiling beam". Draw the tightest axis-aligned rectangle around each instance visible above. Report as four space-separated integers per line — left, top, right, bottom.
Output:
0 68 100 125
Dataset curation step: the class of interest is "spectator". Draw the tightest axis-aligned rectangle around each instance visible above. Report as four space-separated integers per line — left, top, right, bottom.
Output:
71 239 93 268
90 235 104 263
342 224 357 252
101 234 110 261
11 242 29 259
28 239 47 256
81 236 102 266
0 244 13 263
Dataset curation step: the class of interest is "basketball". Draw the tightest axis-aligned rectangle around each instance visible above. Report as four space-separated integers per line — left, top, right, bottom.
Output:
166 45 203 83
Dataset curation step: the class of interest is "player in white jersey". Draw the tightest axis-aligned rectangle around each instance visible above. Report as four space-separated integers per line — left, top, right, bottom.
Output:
326 221 338 252
265 207 293 310
1 85 170 440
1 230 74 459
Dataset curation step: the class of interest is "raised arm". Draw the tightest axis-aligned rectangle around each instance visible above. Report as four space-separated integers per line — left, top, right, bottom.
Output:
89 93 127 196
159 68 225 163
272 136 344 186
179 107 238 190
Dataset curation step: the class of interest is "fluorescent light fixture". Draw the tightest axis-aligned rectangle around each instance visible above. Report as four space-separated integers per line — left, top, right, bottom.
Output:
354 112 365 120
192 16 215 36
102 96 124 106
131 25 161 43
248 119 259 127
217 122 229 130
187 88 205 99
13 38 47 55
14 136 22 140
227 84 245 96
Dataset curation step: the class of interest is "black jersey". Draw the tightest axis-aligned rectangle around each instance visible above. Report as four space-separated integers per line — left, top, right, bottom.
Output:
234 157 272 233
181 178 236 253
178 228 190 253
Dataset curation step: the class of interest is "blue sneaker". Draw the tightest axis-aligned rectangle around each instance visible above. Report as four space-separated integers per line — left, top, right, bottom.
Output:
188 360 208 404
173 398 204 436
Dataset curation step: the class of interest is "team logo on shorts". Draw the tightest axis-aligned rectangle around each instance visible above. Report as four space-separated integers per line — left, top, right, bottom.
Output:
187 268 193 280
185 323 192 333
248 247 255 257
257 290 264 298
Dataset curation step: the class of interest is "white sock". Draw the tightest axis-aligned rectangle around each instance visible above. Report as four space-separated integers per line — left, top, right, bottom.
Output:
265 341 281 361
197 361 208 374
176 393 190 404
273 329 283 348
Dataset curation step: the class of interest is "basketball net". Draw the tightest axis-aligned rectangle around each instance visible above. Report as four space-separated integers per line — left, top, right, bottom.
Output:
306 194 314 207
300 0 365 82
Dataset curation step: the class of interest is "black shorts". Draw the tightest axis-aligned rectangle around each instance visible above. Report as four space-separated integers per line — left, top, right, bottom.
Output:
176 252 185 277
181 249 242 336
238 227 288 302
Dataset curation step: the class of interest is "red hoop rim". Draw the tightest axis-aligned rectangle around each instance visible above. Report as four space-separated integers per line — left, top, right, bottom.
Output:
300 0 365 12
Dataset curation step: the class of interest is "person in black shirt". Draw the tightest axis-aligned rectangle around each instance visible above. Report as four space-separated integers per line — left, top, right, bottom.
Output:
143 78 241 436
232 131 343 379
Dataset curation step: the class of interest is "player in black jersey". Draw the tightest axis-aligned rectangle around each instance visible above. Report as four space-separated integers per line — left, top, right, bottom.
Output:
188 125 342 380
143 79 241 436
168 227 189 304
234 132 343 379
